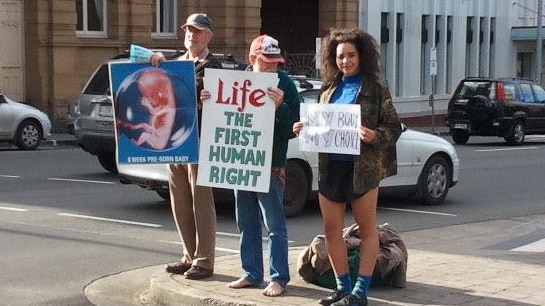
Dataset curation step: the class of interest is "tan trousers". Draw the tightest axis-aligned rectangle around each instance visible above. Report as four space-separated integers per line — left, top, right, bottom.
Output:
167 163 216 270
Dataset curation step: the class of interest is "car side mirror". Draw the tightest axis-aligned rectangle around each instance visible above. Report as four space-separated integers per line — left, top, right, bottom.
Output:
0 94 6 104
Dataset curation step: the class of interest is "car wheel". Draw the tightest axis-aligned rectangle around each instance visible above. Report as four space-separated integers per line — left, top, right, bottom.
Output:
451 130 469 145
283 160 309 218
466 95 495 123
504 121 525 146
156 188 170 200
97 154 118 173
15 120 42 150
417 155 450 205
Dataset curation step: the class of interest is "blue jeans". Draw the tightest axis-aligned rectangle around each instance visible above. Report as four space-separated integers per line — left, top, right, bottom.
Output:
234 172 290 287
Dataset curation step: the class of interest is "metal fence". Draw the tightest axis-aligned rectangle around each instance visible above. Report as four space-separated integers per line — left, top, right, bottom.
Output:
284 53 318 78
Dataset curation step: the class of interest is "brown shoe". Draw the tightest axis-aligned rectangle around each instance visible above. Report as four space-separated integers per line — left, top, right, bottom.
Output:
165 262 191 275
184 265 213 280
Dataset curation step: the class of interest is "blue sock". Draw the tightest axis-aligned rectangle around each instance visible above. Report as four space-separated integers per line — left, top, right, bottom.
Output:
335 273 352 293
352 274 372 299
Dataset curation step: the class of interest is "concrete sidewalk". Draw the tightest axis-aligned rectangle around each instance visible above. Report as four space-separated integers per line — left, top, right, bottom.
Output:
85 218 545 306
57 129 545 305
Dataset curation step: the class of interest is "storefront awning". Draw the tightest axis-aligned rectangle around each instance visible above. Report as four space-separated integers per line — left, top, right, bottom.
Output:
512 26 544 41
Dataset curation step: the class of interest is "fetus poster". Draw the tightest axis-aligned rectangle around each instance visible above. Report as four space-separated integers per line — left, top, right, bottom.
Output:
109 60 199 164
197 68 278 192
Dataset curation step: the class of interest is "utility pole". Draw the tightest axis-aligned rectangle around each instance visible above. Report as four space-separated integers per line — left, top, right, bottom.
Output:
538 0 543 85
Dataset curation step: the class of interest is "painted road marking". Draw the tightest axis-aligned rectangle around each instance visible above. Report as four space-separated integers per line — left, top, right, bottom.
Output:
511 238 545 252
0 175 115 184
58 213 162 228
3 208 243 252
476 147 538 152
160 229 296 251
216 231 295 243
160 240 240 254
48 178 116 184
380 207 457 217
0 206 28 212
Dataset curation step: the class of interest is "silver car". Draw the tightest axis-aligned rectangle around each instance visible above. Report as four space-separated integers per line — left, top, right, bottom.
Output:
0 92 52 150
73 60 120 172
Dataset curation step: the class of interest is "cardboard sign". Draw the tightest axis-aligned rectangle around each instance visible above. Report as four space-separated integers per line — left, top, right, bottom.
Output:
299 103 361 155
197 68 278 192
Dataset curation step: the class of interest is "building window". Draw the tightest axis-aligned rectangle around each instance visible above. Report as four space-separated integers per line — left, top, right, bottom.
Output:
76 0 107 37
380 12 389 84
152 0 177 38
465 17 474 77
420 15 429 95
395 13 404 96
517 52 533 79
446 16 453 92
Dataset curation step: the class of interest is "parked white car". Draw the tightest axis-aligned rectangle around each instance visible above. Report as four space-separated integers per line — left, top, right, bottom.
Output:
0 92 52 150
116 77 460 217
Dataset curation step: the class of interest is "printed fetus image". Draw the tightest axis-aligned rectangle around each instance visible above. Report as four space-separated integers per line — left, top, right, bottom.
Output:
114 67 196 151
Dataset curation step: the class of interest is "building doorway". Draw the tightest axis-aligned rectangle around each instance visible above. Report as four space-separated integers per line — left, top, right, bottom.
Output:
260 0 319 76
517 52 533 79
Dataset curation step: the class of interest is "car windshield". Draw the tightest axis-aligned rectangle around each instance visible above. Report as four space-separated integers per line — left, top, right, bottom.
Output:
84 64 111 95
456 81 495 99
300 89 319 103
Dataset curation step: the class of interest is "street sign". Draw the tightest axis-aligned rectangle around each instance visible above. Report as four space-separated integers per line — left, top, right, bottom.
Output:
430 47 437 76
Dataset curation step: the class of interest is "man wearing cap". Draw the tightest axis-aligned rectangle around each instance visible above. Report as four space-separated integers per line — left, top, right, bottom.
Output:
226 34 301 297
150 13 222 280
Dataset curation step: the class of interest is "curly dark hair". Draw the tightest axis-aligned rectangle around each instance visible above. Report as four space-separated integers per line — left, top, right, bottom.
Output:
320 29 381 84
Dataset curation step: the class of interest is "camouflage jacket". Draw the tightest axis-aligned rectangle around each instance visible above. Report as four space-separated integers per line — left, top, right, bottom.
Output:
318 75 401 194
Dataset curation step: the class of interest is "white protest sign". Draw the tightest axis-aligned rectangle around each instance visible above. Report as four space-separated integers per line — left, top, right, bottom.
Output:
197 68 278 192
299 103 360 155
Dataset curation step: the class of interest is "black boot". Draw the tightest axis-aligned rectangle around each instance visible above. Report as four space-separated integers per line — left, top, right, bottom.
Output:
331 294 368 306
318 290 350 306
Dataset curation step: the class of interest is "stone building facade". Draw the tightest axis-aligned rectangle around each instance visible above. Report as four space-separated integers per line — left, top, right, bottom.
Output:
1 0 544 132
3 0 357 131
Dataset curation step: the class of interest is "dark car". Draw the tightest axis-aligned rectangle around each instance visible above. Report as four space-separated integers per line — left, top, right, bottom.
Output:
446 77 545 145
71 51 246 173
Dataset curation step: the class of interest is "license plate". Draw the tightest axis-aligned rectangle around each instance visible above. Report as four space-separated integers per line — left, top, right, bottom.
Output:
454 123 468 129
98 104 113 117
96 120 113 127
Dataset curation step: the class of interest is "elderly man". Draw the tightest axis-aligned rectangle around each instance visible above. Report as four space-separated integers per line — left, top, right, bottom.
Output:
150 13 222 280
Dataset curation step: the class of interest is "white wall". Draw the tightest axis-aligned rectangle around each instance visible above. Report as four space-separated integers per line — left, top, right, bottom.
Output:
358 0 542 117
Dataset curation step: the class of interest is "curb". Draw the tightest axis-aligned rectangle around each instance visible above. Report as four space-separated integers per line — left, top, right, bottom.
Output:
44 137 77 147
86 247 545 306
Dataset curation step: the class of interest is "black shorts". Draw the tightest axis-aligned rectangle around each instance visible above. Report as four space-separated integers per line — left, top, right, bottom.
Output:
319 160 363 203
